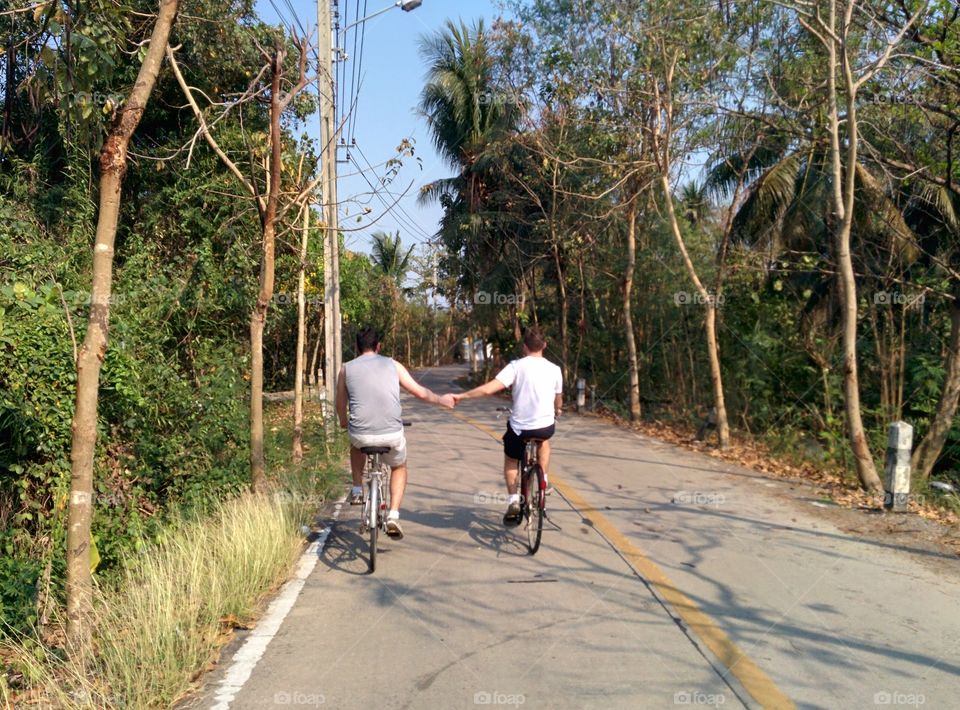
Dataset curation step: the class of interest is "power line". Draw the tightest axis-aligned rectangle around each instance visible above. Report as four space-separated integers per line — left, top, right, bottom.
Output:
345 0 360 145
349 152 429 244
352 142 437 244
352 0 370 144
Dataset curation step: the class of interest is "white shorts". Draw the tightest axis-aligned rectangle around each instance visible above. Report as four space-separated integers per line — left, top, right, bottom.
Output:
349 431 407 467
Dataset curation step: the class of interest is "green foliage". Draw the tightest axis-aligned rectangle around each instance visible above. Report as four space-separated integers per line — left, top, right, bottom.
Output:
420 0 960 499
0 0 325 637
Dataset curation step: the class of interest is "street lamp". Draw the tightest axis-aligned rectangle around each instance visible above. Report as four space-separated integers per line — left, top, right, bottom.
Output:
339 1 423 50
317 0 424 411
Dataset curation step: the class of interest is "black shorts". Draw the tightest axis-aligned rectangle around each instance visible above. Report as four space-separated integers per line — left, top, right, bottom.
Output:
503 423 555 461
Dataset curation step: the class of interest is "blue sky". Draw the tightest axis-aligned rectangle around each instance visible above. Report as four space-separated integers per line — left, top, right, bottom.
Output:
255 0 500 260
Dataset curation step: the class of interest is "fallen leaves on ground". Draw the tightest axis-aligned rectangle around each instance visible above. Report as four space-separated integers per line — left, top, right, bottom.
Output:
582 407 959 535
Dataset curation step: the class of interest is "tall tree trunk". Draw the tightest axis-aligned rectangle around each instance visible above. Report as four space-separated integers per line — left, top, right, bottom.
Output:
913 296 960 480
650 56 730 446
66 0 180 653
293 202 310 464
573 253 587 387
828 8 883 493
552 239 570 384
659 174 731 447
623 200 642 420
250 49 284 492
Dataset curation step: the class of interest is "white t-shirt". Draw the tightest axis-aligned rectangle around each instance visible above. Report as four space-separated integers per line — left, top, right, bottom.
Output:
495 356 563 431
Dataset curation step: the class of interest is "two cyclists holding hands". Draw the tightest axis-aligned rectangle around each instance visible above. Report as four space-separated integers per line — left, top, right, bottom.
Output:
337 325 560 541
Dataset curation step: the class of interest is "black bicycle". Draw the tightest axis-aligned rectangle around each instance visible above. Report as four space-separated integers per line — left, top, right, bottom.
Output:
497 408 549 555
520 436 547 555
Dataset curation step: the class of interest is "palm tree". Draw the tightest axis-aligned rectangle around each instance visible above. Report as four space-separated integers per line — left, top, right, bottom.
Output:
417 18 520 363
370 230 414 288
706 133 931 490
417 19 510 212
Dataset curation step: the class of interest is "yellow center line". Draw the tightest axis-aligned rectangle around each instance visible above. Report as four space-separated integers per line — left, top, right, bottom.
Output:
451 409 796 710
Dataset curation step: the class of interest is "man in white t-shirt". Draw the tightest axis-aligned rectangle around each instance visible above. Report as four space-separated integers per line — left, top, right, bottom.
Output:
452 327 563 526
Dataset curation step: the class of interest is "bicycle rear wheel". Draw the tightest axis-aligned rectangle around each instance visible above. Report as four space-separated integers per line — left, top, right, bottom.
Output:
368 479 379 572
524 464 544 555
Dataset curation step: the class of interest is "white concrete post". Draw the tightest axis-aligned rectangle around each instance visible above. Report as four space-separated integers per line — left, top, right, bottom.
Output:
884 421 913 513
576 378 586 412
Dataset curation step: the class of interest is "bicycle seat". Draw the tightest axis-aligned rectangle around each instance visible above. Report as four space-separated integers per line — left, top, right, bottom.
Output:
361 446 392 455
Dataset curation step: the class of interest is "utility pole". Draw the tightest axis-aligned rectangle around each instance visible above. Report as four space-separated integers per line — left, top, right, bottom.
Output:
317 0 342 408
316 1 423 406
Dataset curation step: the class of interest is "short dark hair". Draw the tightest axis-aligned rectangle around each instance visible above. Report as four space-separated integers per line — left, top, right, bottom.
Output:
356 325 381 353
523 326 546 352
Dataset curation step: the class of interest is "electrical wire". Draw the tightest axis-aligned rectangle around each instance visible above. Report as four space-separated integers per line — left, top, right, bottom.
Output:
351 0 370 146
349 152 428 245
355 141 437 242
352 142 437 243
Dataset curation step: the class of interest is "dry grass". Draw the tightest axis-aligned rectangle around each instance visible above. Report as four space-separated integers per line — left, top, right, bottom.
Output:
4 491 307 708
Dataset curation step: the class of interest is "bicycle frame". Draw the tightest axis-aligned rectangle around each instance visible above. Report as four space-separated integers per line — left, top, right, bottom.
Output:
360 453 389 534
520 440 545 508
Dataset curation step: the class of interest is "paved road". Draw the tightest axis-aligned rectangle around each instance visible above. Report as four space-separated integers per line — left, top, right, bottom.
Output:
193 365 960 710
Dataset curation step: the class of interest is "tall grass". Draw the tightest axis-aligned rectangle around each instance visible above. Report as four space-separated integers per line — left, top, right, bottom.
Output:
2 402 346 708
2 479 335 708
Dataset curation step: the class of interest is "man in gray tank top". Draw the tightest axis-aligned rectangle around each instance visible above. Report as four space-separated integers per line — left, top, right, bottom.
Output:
336 326 454 539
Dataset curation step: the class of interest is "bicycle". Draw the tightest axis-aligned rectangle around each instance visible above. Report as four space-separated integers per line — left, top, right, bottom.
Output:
358 445 390 573
497 408 554 555
357 422 410 573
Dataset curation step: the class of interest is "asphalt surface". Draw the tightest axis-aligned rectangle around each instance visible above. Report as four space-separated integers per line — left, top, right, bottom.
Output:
189 365 960 710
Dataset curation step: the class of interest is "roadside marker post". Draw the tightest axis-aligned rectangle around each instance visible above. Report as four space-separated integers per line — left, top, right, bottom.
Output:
884 421 913 513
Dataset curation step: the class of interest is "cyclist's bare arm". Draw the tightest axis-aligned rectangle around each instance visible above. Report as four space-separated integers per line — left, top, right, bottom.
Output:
335 366 348 428
395 362 454 408
455 378 506 401
554 393 562 416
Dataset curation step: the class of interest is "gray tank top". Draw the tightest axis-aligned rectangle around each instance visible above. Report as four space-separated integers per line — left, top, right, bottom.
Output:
344 353 403 435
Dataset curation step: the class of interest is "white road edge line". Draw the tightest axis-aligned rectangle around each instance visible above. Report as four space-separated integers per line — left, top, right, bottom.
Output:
209 496 345 710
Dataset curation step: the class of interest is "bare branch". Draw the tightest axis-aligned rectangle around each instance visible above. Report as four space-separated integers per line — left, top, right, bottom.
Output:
165 44 266 215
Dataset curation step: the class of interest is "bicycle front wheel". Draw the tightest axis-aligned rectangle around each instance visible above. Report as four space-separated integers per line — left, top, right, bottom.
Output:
524 464 544 555
368 480 379 572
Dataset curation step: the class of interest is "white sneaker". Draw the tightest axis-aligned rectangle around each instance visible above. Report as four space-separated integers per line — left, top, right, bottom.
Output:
385 518 404 540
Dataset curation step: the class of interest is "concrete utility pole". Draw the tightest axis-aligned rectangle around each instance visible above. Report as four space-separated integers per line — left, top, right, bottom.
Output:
317 0 342 408
316 0 423 407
